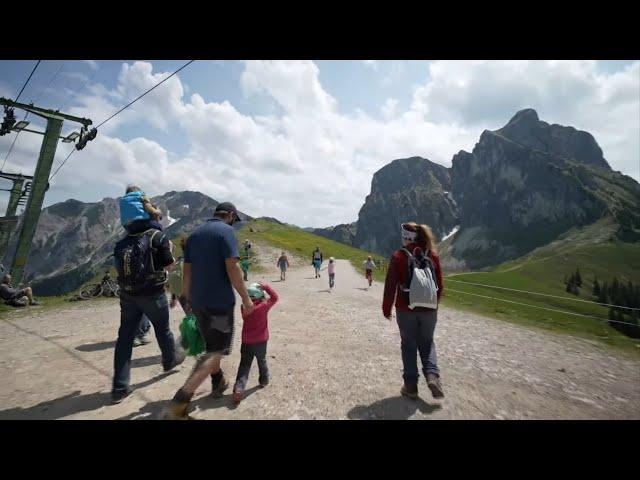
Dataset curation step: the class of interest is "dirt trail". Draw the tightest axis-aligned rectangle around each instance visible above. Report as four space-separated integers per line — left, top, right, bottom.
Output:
1 242 638 419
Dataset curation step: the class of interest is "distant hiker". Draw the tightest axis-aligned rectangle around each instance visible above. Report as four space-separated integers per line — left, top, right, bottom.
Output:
312 246 323 278
112 216 184 404
233 281 279 404
327 257 336 291
164 202 254 420
243 239 252 257
0 273 40 307
168 236 189 314
363 256 376 288
240 256 251 281
277 251 289 281
382 222 445 400
119 184 164 234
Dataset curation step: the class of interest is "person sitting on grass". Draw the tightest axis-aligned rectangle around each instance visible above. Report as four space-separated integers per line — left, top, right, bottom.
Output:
0 274 40 307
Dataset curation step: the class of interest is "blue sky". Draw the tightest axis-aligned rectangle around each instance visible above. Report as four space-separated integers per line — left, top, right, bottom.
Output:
1 60 638 227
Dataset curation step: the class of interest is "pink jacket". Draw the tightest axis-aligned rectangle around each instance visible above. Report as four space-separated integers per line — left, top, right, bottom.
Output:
241 283 279 344
328 262 336 275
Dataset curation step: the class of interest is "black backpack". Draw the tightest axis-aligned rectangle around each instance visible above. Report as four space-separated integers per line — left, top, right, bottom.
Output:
114 229 167 295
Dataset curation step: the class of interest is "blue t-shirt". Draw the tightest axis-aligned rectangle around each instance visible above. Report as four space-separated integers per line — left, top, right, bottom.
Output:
184 218 239 311
119 191 150 226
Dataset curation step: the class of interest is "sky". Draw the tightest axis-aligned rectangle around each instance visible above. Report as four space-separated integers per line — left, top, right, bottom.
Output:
0 59 638 228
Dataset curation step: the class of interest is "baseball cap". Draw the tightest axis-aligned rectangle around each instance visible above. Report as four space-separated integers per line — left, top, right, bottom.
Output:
247 283 265 299
215 202 241 222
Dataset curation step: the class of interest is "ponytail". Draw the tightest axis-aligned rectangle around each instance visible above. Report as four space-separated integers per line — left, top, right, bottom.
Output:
403 221 437 254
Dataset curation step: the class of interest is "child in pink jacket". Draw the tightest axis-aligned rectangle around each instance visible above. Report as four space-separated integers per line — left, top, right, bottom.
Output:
233 281 279 403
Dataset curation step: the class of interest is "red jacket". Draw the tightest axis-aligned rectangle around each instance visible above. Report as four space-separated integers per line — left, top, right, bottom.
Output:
382 243 444 318
241 283 279 344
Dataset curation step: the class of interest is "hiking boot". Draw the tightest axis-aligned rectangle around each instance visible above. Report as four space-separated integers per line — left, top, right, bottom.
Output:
29 299 42 306
400 384 419 400
163 348 186 372
162 400 192 420
259 374 269 387
232 384 244 404
111 388 132 404
426 374 445 399
211 373 229 398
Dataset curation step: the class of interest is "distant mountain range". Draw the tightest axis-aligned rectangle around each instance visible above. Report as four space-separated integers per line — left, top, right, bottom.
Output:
4 108 638 295
320 108 640 269
3 191 251 295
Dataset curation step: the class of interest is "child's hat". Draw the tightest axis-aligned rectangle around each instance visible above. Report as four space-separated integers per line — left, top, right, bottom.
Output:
329 257 335 261
247 283 265 299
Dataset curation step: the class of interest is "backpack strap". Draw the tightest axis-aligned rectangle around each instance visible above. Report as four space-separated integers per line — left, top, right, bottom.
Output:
400 248 416 291
147 229 163 272
423 250 435 273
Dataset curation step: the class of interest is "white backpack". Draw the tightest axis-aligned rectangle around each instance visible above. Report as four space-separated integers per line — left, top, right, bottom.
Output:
400 248 438 310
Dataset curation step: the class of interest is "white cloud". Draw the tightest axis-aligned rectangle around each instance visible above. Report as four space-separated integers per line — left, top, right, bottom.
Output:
84 60 98 71
381 61 407 87
241 60 337 115
4 60 637 229
362 60 378 70
381 98 398 120
62 71 90 83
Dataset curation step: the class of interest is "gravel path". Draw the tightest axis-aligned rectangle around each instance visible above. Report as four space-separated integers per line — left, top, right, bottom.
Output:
1 243 638 420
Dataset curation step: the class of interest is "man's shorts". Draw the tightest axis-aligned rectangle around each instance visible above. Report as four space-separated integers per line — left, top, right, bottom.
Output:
6 295 28 307
193 307 235 355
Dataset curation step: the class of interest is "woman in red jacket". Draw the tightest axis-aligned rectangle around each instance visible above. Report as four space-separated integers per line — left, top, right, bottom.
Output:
382 222 444 400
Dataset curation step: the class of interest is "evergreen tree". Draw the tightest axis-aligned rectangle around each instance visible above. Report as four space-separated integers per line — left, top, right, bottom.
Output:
599 281 609 304
593 278 600 297
615 283 626 308
575 267 582 287
625 281 634 307
612 277 620 301
609 307 616 321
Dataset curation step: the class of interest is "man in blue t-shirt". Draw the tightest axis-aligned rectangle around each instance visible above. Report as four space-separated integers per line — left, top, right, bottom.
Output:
165 201 254 419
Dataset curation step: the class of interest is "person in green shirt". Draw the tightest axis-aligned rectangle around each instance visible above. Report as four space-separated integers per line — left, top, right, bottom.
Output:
240 256 251 281
168 237 188 313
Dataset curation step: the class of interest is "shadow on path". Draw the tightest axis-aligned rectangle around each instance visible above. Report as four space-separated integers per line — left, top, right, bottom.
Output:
347 396 442 420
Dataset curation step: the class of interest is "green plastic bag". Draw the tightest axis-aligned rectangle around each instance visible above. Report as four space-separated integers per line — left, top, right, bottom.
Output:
179 313 205 356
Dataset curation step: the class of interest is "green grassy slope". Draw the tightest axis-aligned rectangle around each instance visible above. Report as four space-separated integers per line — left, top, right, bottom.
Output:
238 219 388 282
443 238 640 354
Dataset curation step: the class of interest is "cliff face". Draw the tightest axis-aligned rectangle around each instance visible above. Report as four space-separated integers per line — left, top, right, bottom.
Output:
353 157 459 256
444 109 638 269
